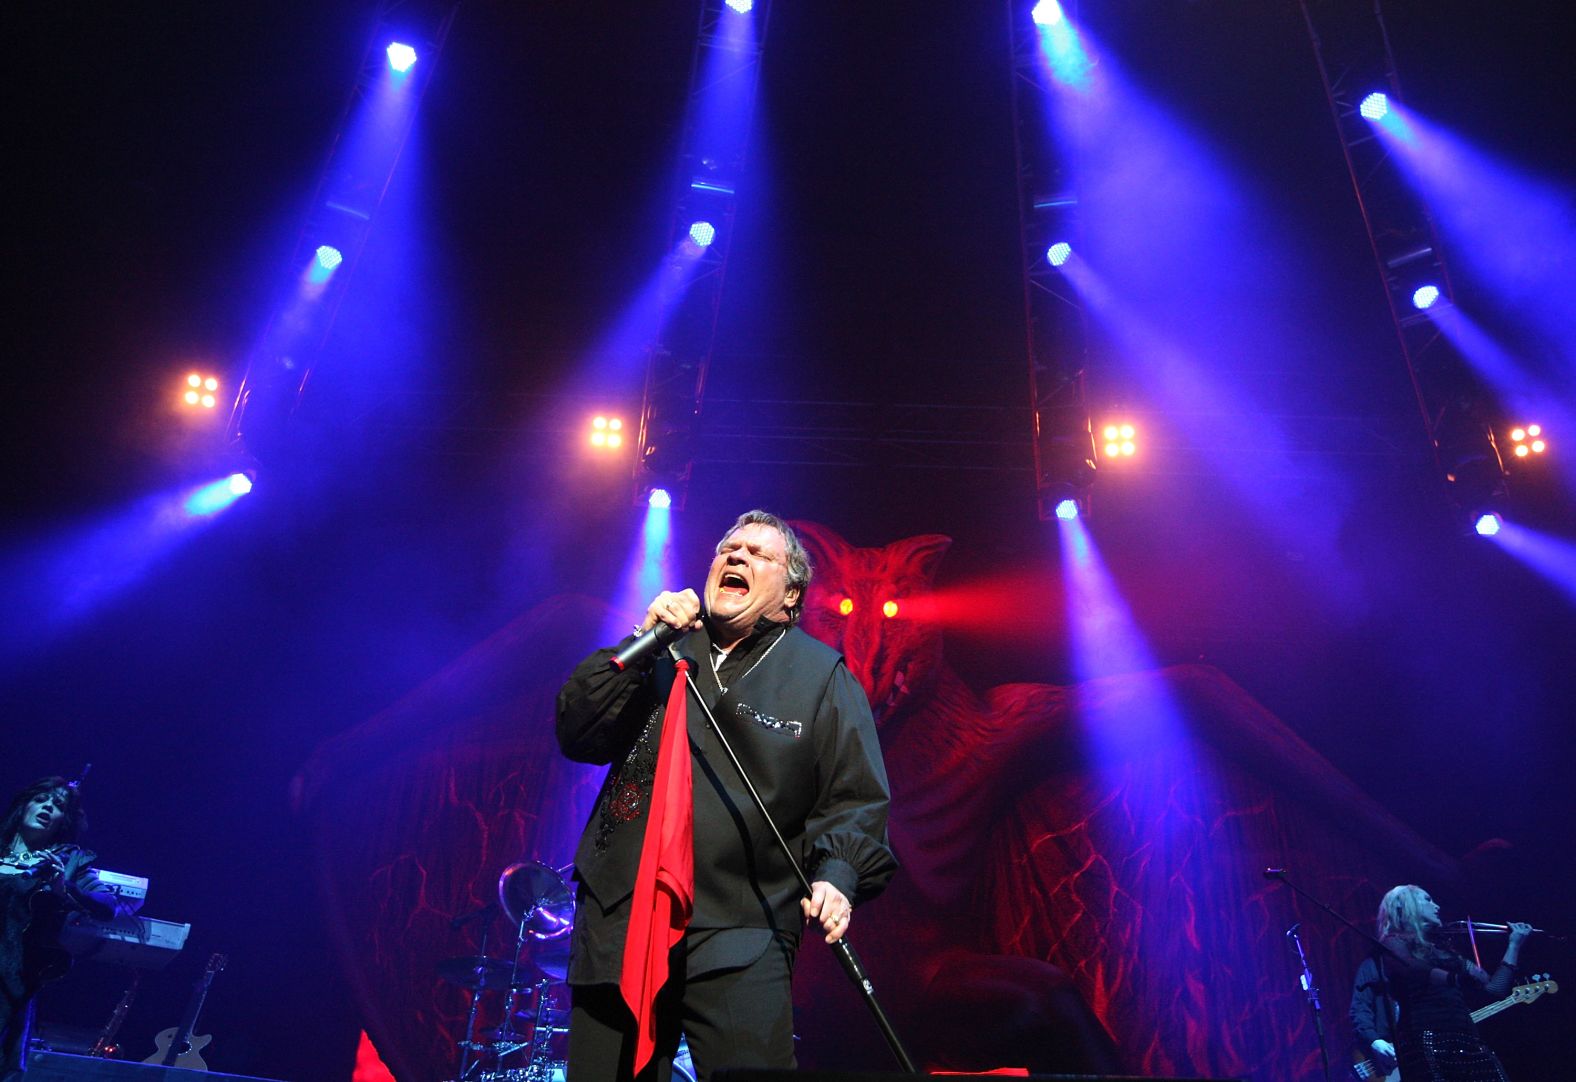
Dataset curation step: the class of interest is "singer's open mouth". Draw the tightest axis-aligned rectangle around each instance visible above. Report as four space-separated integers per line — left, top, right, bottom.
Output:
720 572 749 594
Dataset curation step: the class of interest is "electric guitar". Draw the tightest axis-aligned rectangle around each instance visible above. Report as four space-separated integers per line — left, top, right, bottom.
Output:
1351 976 1557 1081
144 952 227 1070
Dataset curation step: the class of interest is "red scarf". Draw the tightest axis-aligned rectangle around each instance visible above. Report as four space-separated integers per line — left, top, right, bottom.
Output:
619 659 695 1074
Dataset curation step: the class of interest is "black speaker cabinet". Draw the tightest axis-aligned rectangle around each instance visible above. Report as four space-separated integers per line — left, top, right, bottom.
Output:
23 1051 290 1082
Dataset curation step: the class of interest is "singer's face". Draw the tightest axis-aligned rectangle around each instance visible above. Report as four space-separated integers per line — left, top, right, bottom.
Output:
20 790 67 847
705 523 801 644
1417 891 1442 925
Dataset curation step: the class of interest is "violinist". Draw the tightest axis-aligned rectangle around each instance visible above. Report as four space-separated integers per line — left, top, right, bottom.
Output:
1376 884 1533 1081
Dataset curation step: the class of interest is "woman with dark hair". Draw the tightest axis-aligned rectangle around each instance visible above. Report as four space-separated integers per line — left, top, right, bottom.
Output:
1376 884 1532 1081
1 776 127 1081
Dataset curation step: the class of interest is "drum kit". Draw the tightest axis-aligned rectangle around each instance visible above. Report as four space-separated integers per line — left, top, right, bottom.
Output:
439 859 697 1082
439 860 574 1082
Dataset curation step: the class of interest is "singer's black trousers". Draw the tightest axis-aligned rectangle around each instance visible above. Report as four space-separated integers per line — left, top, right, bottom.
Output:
567 934 795 1082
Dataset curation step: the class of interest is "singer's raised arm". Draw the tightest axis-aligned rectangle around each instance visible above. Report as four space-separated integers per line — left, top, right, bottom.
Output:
556 633 659 764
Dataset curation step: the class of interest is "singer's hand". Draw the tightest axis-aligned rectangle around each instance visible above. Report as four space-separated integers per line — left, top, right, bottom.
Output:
641 590 703 635
1507 921 1533 944
802 881 853 944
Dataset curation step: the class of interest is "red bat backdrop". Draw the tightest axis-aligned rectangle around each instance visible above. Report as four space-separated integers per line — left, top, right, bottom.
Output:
293 525 1460 1081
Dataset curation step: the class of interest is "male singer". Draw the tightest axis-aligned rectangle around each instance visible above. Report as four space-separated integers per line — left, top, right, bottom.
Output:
557 510 896 1081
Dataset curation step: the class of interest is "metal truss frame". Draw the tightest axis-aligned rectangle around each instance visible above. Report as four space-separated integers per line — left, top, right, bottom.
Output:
1297 0 1507 519
227 0 458 465
632 0 775 509
1005 0 1100 521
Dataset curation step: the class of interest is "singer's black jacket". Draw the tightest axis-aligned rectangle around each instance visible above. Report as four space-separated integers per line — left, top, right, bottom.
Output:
556 619 896 985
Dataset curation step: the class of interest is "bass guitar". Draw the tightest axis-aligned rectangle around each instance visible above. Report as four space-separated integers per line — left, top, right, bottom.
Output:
144 952 227 1070
1351 976 1557 1081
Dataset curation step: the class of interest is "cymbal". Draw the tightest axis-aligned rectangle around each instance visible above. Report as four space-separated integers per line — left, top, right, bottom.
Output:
525 934 570 981
498 861 575 940
435 956 540 990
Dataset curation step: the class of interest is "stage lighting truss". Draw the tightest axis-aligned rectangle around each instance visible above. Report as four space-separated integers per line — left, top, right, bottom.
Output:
1382 243 1451 326
631 0 773 510
181 372 222 410
226 3 457 464
1507 423 1548 461
1099 422 1138 462
589 415 625 451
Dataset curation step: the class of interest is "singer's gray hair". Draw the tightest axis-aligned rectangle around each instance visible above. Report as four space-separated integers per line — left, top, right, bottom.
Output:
716 510 813 624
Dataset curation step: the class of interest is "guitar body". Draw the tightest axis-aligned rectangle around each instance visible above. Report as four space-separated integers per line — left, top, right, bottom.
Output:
1349 1051 1398 1082
143 1029 213 1071
144 952 227 1071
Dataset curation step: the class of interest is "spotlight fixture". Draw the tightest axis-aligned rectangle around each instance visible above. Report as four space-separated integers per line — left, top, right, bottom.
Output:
181 372 221 410
1411 284 1441 310
1474 512 1503 537
1046 242 1072 268
1031 0 1065 27
1054 498 1081 521
386 43 418 73
647 488 672 509
1359 92 1389 121
724 0 754 13
1100 422 1137 460
687 221 716 248
1508 423 1547 459
589 415 624 450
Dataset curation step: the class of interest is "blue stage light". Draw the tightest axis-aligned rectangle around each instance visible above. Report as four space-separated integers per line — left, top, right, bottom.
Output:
1412 284 1441 310
648 488 672 509
725 0 754 12
1046 242 1072 267
1054 498 1080 521
386 43 418 73
184 474 254 516
315 245 344 272
688 221 716 248
1475 513 1503 537
1032 0 1065 27
1359 92 1389 121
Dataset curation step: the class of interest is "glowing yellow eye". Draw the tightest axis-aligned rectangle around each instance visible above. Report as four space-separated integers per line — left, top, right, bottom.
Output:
882 601 898 618
837 598 854 616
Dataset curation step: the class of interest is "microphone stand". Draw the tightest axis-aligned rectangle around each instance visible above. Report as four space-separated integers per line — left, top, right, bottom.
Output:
671 649 917 1073
1265 869 1389 1082
1285 923 1331 1082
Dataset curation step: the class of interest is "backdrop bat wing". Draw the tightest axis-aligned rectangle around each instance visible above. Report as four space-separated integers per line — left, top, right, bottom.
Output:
789 522 1463 1079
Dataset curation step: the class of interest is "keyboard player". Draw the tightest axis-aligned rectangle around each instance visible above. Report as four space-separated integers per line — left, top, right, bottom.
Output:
1 774 134 1082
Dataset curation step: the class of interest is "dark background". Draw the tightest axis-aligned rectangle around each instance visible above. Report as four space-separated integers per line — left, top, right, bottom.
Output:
6 3 1573 1081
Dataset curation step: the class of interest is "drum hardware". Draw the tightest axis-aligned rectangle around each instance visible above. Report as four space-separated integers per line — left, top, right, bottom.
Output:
446 860 577 1082
437 955 544 991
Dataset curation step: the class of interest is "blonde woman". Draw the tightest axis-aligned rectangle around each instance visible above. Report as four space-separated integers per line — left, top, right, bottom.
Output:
1377 884 1531 1081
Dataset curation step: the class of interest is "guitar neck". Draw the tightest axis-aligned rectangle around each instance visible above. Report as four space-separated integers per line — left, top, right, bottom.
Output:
1471 996 1515 1023
161 954 226 1066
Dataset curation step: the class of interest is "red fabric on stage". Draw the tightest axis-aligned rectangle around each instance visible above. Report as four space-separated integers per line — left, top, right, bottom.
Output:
619 658 695 1074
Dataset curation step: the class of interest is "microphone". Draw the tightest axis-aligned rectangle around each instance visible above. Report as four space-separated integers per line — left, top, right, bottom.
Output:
1263 867 1285 880
1286 922 1302 937
610 621 687 671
